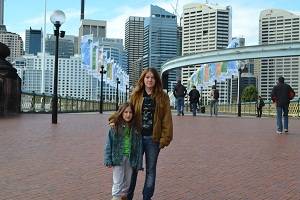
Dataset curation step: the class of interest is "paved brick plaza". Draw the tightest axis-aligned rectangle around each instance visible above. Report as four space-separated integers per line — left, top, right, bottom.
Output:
0 113 300 200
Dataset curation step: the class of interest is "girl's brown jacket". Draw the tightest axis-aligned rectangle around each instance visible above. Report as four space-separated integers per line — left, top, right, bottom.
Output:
130 91 173 148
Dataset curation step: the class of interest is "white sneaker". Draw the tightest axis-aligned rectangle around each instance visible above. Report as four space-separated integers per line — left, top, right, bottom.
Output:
276 130 282 134
284 129 288 133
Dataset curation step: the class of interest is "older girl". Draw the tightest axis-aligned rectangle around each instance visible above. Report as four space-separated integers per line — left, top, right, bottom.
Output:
128 68 173 200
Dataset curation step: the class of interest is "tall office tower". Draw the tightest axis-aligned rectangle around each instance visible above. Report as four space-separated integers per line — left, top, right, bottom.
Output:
99 38 128 72
259 9 299 99
25 27 42 55
45 34 75 58
78 19 106 52
125 16 144 86
143 5 178 90
0 31 24 63
181 3 232 87
0 0 3 25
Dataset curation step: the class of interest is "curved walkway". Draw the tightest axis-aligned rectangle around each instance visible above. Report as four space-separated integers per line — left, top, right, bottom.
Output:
0 113 300 200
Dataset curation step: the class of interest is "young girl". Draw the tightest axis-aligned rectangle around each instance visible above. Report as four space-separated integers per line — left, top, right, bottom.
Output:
104 103 143 200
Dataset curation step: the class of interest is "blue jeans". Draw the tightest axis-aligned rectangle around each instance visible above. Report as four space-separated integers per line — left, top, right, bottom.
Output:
176 97 184 114
190 102 197 116
210 100 218 116
127 136 160 200
276 105 289 132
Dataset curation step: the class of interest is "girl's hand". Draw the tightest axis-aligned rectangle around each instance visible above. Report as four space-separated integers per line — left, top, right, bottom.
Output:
109 123 115 128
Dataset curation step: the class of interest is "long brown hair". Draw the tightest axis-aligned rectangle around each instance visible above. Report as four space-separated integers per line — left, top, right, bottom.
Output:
108 102 135 128
131 67 163 99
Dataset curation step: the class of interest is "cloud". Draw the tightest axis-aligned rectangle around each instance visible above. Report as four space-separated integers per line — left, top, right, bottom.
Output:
106 5 149 39
231 4 261 45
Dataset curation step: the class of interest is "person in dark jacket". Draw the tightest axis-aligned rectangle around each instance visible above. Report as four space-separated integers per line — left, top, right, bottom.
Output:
188 85 200 116
173 80 187 116
271 76 295 134
104 103 143 200
256 95 265 118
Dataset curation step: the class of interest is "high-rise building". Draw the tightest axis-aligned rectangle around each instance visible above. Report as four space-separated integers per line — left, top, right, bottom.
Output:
259 9 300 99
125 16 144 86
25 27 42 55
14 53 93 99
45 34 75 58
98 37 128 72
14 53 127 102
181 3 232 87
78 19 106 52
0 0 4 25
143 5 178 90
0 31 24 63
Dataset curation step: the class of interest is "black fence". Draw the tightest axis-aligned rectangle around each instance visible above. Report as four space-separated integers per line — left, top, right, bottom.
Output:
21 92 116 113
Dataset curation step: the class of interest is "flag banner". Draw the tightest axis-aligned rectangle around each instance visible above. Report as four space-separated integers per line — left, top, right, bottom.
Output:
92 42 98 71
187 38 242 90
81 34 93 70
106 61 113 81
80 36 129 92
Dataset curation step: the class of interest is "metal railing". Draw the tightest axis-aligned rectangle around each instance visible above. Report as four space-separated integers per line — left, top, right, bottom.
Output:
200 98 300 117
21 92 116 113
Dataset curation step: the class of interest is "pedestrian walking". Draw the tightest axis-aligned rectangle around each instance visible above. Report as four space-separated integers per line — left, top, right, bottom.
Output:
173 80 187 116
256 95 265 118
271 76 295 134
188 85 200 116
104 103 143 200
128 68 173 200
210 85 219 116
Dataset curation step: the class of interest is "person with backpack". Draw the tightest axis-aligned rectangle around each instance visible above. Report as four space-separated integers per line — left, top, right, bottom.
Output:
256 95 265 118
188 85 200 116
173 80 187 116
271 76 295 134
210 85 219 116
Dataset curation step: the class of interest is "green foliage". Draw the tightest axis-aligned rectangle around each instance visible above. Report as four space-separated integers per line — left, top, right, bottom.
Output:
241 85 258 102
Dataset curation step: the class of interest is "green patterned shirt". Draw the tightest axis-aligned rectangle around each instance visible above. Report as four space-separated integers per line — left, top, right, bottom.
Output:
123 126 131 157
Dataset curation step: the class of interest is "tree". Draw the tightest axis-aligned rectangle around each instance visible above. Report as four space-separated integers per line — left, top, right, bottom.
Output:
241 85 258 102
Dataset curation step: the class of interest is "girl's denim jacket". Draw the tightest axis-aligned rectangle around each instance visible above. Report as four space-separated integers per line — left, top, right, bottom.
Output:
104 124 143 170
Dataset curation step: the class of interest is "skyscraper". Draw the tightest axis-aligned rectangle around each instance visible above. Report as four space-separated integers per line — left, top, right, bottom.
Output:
45 34 75 58
143 5 178 90
78 19 106 52
125 16 144 86
98 37 128 72
0 31 23 63
259 9 300 99
181 3 232 87
25 27 42 55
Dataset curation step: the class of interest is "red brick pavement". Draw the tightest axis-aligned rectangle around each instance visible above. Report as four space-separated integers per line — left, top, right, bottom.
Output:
0 113 300 200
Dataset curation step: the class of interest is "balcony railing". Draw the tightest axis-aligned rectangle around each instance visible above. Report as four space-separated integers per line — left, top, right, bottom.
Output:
200 98 300 117
21 92 116 113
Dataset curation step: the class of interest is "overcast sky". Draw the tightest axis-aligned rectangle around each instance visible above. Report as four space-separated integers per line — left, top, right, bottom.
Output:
4 0 300 46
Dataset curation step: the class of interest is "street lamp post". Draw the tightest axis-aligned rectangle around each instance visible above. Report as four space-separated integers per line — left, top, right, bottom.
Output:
50 10 66 124
125 85 129 102
237 64 247 117
200 86 203 106
116 78 120 111
99 65 106 113
237 68 242 117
